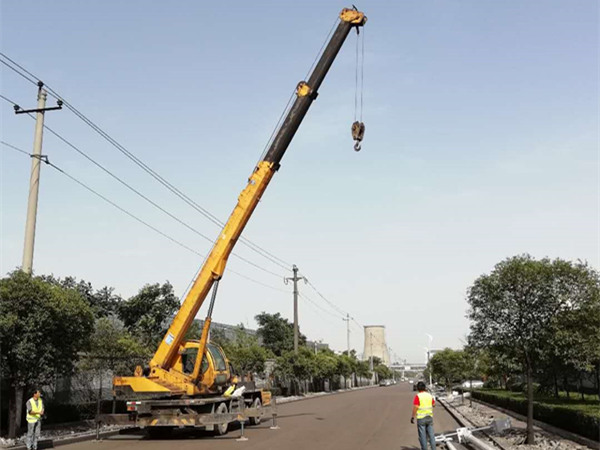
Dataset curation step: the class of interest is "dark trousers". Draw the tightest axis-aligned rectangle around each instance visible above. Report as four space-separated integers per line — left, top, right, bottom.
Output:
417 416 436 450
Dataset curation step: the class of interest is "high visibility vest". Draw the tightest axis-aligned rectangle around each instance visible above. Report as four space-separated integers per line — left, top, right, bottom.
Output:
416 392 433 419
26 398 43 423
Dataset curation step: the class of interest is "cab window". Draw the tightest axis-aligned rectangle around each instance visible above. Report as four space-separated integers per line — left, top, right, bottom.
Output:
207 343 227 371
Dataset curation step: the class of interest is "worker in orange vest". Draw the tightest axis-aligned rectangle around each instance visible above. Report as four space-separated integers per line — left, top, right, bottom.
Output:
411 381 436 450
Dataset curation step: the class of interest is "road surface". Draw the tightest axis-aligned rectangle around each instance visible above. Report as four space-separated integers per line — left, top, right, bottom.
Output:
64 384 460 450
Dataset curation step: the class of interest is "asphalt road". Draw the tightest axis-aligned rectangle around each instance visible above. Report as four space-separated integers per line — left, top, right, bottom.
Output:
63 384 460 450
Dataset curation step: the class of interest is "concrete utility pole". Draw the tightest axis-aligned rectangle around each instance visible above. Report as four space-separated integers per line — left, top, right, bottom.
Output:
284 265 305 354
15 81 62 273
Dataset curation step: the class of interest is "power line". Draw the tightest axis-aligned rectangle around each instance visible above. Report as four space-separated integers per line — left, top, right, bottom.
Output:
298 292 344 321
304 277 348 316
0 94 285 279
1 140 29 156
0 53 293 272
1 141 289 293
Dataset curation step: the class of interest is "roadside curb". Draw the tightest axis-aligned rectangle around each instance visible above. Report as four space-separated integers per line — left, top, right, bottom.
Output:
3 427 139 450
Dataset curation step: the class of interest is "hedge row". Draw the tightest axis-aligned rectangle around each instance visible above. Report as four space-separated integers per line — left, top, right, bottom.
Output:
471 390 599 442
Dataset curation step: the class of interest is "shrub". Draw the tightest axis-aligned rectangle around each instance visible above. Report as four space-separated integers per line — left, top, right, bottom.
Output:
472 390 599 441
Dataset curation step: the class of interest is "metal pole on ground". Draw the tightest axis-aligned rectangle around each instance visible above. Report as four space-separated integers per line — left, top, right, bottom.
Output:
270 396 279 430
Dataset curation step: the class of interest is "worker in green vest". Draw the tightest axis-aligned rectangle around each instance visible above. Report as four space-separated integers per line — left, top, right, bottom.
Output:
25 389 44 450
411 381 436 450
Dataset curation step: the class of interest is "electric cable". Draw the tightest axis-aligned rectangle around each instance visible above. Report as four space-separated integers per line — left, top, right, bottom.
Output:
0 52 293 272
0 94 285 278
1 141 289 293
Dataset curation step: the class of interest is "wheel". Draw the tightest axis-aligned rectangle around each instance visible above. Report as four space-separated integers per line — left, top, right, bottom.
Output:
214 402 229 436
249 397 262 426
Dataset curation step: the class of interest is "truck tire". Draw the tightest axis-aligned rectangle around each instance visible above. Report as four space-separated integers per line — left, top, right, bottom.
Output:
249 397 262 426
214 402 229 436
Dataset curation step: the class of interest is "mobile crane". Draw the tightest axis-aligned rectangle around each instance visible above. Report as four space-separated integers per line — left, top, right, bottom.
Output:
101 7 366 436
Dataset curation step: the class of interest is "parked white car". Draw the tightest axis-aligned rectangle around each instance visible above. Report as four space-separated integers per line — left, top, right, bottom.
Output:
461 380 484 388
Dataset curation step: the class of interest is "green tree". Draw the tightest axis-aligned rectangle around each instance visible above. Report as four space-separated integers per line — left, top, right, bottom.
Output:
117 282 179 347
255 312 306 356
467 255 599 444
540 261 600 399
40 275 121 318
355 360 372 380
220 326 271 377
274 348 316 394
428 348 465 387
80 317 150 376
0 271 94 438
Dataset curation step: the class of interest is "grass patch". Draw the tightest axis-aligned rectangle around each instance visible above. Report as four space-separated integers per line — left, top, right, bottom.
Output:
472 389 599 441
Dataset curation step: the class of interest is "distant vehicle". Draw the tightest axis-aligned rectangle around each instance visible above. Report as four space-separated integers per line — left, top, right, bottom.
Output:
408 380 414 384
462 380 484 388
379 379 393 387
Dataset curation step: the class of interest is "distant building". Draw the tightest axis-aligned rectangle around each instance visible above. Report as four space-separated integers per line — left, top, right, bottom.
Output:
307 340 330 352
363 325 390 366
193 319 258 342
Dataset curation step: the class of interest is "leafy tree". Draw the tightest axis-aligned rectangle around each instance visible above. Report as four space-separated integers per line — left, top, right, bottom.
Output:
0 271 94 438
374 364 394 381
220 326 272 377
355 360 372 380
540 261 600 399
336 354 356 379
255 312 306 356
467 255 599 444
117 282 179 347
40 275 121 318
274 347 316 393
80 317 150 376
428 348 465 387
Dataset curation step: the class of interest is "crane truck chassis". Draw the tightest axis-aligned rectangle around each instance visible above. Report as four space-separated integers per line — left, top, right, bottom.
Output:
100 387 274 436
97 6 366 437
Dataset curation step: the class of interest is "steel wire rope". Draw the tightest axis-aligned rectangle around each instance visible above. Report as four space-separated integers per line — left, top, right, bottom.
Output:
360 27 365 122
256 16 338 164
0 94 285 279
303 17 340 81
0 53 293 272
1 141 289 294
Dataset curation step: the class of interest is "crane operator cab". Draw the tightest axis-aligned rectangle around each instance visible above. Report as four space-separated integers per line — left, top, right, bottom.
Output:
175 341 232 395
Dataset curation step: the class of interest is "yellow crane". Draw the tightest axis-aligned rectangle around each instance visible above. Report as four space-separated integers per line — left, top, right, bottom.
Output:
103 7 366 436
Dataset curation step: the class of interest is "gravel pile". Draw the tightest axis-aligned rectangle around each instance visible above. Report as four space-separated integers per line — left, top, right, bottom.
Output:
444 397 592 450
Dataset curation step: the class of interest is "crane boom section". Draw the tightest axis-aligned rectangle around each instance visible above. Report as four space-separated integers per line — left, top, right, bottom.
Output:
150 161 275 370
150 8 366 373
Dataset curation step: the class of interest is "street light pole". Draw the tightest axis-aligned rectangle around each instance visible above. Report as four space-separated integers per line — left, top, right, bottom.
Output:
425 333 433 387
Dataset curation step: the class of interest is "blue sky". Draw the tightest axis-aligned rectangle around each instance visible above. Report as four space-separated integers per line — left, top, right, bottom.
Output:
1 1 597 363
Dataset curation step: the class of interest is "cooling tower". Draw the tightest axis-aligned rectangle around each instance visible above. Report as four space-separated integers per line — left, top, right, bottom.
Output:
363 325 390 366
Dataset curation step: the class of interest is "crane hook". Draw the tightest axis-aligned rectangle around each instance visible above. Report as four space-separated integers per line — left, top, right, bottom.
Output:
351 121 365 152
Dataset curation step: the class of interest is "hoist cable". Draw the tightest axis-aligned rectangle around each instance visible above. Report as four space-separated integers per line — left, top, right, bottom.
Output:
360 28 365 122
